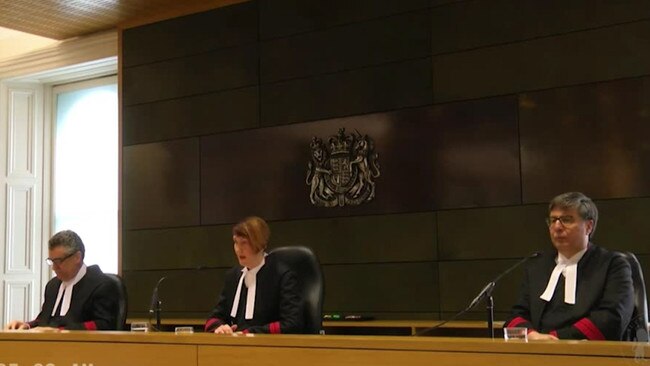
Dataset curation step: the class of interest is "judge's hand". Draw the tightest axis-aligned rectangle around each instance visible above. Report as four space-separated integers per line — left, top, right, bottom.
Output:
214 324 238 334
528 330 559 340
5 320 30 330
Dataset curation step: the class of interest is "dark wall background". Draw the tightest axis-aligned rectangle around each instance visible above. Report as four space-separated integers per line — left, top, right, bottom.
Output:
121 0 650 322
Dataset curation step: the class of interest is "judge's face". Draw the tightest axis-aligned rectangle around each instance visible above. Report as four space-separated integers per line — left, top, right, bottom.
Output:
547 207 593 257
48 246 82 281
233 235 261 269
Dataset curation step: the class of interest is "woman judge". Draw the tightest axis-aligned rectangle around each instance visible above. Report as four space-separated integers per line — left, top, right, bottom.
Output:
204 216 304 334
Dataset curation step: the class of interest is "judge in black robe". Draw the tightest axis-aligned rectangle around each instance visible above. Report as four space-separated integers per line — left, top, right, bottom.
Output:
29 264 119 330
504 192 634 340
505 244 633 340
205 216 303 334
205 254 303 334
6 230 120 331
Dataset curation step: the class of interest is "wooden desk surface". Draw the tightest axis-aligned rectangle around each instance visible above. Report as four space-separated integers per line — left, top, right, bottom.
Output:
0 331 647 366
128 318 504 336
127 318 504 328
322 319 504 328
128 318 501 325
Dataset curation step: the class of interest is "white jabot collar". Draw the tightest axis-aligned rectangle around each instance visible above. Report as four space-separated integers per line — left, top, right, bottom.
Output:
51 264 87 316
230 255 266 320
539 247 588 304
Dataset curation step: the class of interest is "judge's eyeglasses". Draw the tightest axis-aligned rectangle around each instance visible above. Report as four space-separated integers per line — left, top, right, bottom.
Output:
46 251 77 266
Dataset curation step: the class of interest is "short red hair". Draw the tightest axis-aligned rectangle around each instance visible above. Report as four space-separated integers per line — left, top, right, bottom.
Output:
232 216 270 253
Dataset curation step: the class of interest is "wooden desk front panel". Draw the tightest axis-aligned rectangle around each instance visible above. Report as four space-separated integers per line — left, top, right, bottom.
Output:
0 341 197 366
0 332 647 366
0 340 196 366
199 345 636 366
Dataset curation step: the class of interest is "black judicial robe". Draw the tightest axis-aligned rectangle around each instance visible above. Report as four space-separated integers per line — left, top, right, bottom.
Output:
205 254 304 334
29 265 119 330
504 244 634 340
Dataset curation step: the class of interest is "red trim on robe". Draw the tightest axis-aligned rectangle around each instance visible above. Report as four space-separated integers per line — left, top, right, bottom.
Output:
549 330 558 338
204 318 220 332
573 318 605 340
506 316 528 328
242 329 249 334
269 321 281 334
83 321 97 330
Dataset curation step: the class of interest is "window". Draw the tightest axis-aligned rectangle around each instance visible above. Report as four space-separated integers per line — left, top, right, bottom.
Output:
52 76 118 273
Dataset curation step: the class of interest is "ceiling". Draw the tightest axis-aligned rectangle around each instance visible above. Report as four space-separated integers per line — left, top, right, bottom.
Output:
0 0 247 40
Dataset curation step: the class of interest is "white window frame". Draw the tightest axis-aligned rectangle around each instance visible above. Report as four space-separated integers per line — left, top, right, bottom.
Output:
50 75 118 274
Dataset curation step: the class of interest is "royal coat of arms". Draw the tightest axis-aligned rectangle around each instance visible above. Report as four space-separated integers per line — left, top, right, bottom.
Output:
306 128 381 207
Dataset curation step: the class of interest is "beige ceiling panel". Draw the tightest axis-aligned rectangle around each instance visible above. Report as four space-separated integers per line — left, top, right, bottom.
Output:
0 0 248 40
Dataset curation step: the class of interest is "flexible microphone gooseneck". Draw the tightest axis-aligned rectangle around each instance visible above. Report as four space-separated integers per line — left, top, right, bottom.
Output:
416 252 541 337
147 266 210 331
148 276 167 331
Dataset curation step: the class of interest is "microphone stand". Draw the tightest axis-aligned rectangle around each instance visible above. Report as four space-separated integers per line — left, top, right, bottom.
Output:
155 297 162 331
149 276 167 331
147 267 208 331
474 253 539 338
485 284 496 338
466 281 496 338
416 252 540 338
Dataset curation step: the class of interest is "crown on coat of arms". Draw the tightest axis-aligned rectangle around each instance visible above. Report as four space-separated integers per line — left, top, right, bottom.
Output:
329 128 353 155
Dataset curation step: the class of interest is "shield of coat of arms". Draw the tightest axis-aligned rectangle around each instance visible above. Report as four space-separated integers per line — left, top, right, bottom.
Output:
306 128 380 207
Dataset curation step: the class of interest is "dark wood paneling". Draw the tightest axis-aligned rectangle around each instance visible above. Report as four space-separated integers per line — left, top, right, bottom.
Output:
123 138 200 229
123 44 258 106
431 0 650 55
520 77 650 203
439 259 524 314
259 0 430 40
122 1 258 67
425 97 521 209
260 57 432 126
430 0 463 6
438 205 548 261
433 20 650 103
260 11 430 83
124 268 227 315
123 87 259 145
272 212 437 264
322 262 438 313
202 97 519 224
119 1 650 321
122 226 237 271
593 197 650 255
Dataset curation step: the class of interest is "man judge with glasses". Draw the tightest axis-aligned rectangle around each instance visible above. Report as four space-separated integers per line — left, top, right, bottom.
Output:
504 192 634 340
5 230 120 330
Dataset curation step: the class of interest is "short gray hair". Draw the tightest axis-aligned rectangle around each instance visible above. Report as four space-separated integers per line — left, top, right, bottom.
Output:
48 230 85 259
548 192 598 238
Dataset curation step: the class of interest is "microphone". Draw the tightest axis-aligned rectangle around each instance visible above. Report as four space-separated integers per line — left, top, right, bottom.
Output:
466 252 541 311
417 252 541 337
148 276 167 331
147 266 211 331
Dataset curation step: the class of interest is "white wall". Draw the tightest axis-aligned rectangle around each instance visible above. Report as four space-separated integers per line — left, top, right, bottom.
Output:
0 27 57 61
